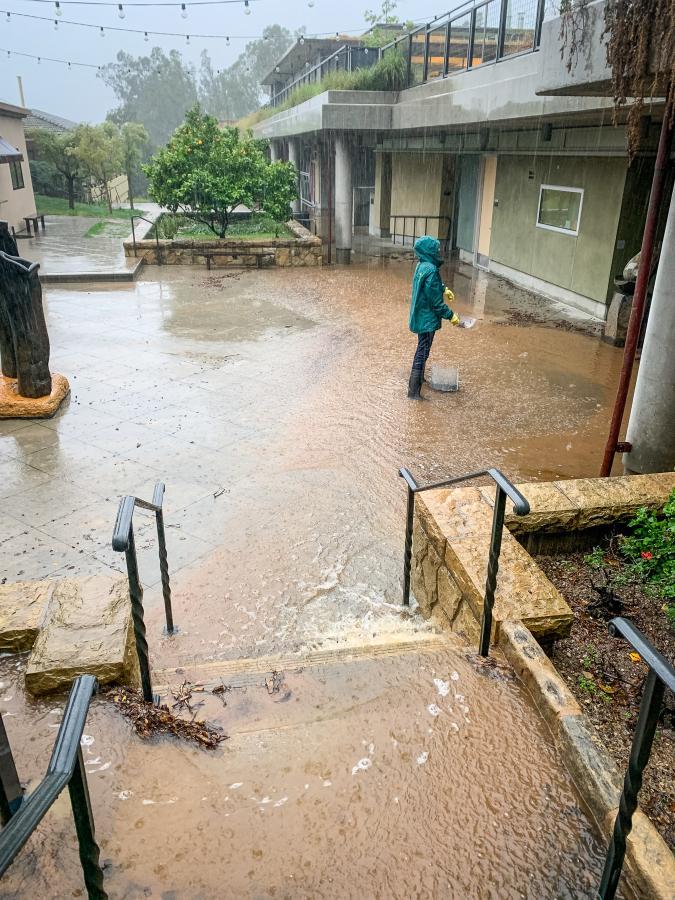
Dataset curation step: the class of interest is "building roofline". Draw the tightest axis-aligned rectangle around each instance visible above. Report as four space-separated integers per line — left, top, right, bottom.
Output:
0 100 29 119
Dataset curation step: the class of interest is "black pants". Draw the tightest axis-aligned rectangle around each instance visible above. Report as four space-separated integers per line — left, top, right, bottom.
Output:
412 331 435 372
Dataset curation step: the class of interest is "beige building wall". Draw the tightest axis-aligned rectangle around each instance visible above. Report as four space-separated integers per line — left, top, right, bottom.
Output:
0 109 36 233
389 152 449 243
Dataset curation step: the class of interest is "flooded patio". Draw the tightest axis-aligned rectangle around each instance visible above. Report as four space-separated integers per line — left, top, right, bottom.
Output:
0 258 629 896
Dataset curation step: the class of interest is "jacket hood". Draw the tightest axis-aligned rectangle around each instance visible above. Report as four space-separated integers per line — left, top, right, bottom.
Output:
414 236 443 266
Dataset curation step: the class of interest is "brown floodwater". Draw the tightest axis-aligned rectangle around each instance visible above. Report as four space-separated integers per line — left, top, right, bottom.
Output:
0 639 617 899
0 258 632 897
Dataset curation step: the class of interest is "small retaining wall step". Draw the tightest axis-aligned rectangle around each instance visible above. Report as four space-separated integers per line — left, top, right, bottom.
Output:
0 581 54 652
25 575 138 696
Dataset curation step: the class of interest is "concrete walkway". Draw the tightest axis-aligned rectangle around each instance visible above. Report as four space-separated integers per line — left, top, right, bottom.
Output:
16 206 160 282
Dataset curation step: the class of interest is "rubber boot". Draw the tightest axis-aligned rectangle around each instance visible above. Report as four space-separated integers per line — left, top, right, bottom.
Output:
407 368 423 400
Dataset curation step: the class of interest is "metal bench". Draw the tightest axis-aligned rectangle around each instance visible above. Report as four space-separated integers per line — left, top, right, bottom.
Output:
23 214 46 237
203 248 273 271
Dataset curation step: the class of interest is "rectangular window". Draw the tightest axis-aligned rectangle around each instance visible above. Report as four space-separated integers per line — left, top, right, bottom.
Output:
9 160 24 190
447 13 471 72
536 184 584 235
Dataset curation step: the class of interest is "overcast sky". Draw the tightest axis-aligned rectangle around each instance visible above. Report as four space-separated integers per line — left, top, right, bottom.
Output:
0 0 447 121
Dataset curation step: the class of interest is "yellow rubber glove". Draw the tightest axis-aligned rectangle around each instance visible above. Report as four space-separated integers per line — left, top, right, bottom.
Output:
444 287 455 303
450 313 461 327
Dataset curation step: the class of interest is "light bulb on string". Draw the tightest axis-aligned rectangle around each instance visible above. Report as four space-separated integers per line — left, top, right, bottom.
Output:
67 61 71 69
299 36 305 45
308 0 314 6
186 33 190 44
225 35 230 45
244 0 250 14
54 18 58 29
37 56 41 64
100 26 104 36
55 1 62 17
144 30 149 41
181 3 187 18
5 12 10 23
117 4 125 19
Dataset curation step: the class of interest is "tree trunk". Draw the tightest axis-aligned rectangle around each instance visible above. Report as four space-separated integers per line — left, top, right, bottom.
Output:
0 252 51 398
67 176 76 210
126 167 134 211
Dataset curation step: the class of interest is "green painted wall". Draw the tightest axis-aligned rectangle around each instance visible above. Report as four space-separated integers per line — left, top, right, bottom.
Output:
456 156 479 253
490 155 628 303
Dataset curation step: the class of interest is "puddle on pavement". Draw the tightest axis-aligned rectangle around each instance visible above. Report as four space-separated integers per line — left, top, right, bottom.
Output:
0 642 616 899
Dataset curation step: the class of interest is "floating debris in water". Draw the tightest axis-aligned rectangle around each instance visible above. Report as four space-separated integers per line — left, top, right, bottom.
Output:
105 687 227 749
352 758 372 775
433 679 450 697
427 704 441 717
417 751 429 765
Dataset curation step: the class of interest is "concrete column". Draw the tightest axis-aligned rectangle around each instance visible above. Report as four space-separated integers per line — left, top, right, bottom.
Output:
623 186 675 473
269 140 281 163
370 152 392 238
334 135 353 265
287 139 301 218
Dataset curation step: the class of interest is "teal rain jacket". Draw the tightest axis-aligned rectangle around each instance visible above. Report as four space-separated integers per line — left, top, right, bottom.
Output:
408 236 454 334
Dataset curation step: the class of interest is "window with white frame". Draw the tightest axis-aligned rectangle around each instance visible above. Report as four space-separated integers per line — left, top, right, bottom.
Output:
536 184 583 235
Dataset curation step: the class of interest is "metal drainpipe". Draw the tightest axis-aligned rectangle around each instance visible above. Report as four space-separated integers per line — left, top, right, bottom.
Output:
599 103 673 477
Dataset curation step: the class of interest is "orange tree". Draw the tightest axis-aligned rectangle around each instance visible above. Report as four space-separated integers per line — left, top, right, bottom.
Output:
144 106 297 237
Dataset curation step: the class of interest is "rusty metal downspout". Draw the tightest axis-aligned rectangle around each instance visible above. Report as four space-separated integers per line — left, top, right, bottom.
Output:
600 103 673 477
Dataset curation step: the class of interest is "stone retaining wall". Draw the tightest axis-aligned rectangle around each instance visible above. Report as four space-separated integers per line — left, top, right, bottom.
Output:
412 472 675 647
124 218 323 267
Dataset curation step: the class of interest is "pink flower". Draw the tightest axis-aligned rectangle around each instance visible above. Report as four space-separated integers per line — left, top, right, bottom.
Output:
641 551 653 560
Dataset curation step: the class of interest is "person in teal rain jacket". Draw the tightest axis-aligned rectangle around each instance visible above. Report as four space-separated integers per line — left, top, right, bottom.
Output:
407 236 460 399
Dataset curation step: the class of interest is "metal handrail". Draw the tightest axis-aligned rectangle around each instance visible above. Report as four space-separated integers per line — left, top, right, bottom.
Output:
399 467 529 657
112 482 175 703
130 214 161 264
390 214 452 250
598 617 675 900
267 0 546 108
0 676 106 898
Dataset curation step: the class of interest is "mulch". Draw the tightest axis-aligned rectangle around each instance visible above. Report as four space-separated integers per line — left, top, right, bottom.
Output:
537 550 675 851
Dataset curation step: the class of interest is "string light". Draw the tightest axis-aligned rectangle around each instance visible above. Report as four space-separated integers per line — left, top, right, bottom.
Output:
299 35 305 45
54 0 62 15
117 2 125 17
180 1 187 15
0 45 102 69
244 0 250 13
99 24 104 34
53 17 58 27
15 0 263 6
5 11 9 21
185 32 189 43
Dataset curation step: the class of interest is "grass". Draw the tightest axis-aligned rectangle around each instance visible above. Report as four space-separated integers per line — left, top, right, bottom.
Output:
35 194 146 220
84 220 134 239
239 49 406 130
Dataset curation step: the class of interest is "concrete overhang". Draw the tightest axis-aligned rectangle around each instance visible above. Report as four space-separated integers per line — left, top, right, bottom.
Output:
253 91 396 140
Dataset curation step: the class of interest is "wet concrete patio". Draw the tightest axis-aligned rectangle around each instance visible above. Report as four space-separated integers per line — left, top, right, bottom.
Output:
0 259 630 897
1 260 624 657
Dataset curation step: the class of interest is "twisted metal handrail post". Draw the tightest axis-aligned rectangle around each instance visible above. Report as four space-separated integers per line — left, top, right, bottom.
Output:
68 746 107 900
400 467 418 606
125 523 153 703
113 495 153 703
152 482 175 635
0 716 22 825
598 618 675 899
478 484 507 657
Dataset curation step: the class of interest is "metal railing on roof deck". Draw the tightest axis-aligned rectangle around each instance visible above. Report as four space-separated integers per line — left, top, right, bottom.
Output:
269 0 547 108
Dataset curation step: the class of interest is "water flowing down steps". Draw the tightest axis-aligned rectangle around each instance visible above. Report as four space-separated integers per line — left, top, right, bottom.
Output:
0 628 613 897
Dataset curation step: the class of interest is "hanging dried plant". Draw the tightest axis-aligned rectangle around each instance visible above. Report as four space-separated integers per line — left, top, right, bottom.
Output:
560 0 675 157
